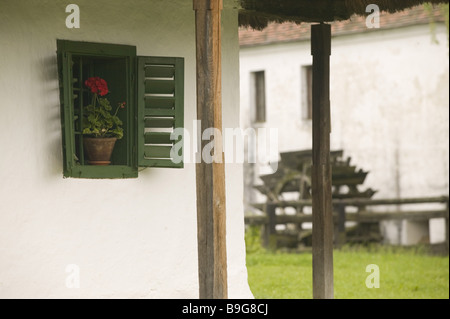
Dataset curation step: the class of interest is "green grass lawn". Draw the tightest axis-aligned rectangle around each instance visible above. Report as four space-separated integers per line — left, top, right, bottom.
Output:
246 246 449 299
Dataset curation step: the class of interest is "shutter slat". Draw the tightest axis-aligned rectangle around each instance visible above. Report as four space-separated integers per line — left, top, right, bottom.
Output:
144 145 172 159
144 117 175 128
145 96 175 109
144 65 175 78
145 79 175 95
144 132 173 144
144 109 176 117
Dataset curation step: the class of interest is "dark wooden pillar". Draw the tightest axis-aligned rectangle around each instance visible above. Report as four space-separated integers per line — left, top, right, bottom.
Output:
311 23 334 299
193 0 228 299
335 203 347 248
262 203 277 251
445 199 449 253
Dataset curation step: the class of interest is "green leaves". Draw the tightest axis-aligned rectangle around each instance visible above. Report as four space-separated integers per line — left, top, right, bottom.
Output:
82 93 125 139
98 97 112 111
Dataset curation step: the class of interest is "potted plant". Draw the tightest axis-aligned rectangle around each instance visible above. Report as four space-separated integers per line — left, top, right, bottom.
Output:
82 77 126 165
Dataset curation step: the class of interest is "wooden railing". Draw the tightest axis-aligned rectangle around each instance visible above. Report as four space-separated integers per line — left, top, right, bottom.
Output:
246 196 449 250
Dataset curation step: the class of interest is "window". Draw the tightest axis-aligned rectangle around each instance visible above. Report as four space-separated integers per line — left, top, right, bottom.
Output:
57 40 184 178
301 65 313 120
252 71 266 123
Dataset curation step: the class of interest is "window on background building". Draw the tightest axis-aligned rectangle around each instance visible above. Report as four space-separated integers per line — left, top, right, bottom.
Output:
252 71 266 123
301 65 313 120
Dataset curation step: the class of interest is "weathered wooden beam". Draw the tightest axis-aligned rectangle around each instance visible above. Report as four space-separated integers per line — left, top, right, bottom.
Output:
311 23 334 299
245 210 448 227
193 0 227 299
250 196 450 210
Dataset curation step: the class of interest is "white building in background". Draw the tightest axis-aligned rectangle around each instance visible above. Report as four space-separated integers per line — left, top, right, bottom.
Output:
239 6 449 245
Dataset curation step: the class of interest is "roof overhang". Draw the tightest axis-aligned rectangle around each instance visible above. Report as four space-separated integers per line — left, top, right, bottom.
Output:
238 0 449 29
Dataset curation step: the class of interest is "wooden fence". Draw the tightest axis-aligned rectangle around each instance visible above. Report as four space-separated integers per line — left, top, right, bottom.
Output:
246 196 449 250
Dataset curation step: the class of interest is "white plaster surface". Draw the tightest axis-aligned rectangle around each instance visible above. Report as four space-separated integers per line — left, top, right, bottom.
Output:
0 0 252 298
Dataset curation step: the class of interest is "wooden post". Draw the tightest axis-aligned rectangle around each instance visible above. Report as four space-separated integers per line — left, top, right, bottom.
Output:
311 23 334 299
193 0 227 299
265 204 277 251
262 204 269 248
336 203 347 248
445 199 449 253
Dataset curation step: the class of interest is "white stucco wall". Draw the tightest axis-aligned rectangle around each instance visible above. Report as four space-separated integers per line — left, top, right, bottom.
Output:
240 23 449 245
0 0 252 298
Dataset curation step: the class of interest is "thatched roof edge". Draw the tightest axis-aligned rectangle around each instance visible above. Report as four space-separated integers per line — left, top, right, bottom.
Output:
238 0 449 30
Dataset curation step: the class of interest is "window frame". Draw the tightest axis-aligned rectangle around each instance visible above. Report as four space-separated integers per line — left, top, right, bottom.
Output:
57 40 185 178
57 40 137 178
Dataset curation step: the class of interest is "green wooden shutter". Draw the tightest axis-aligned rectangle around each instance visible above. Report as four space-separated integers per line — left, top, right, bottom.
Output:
57 42 76 177
137 56 184 168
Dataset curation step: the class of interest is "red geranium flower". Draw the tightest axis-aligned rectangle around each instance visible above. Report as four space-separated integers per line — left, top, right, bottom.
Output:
85 77 109 96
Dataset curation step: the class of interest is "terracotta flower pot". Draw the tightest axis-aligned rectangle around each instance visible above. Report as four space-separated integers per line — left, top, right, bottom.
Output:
83 137 117 165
